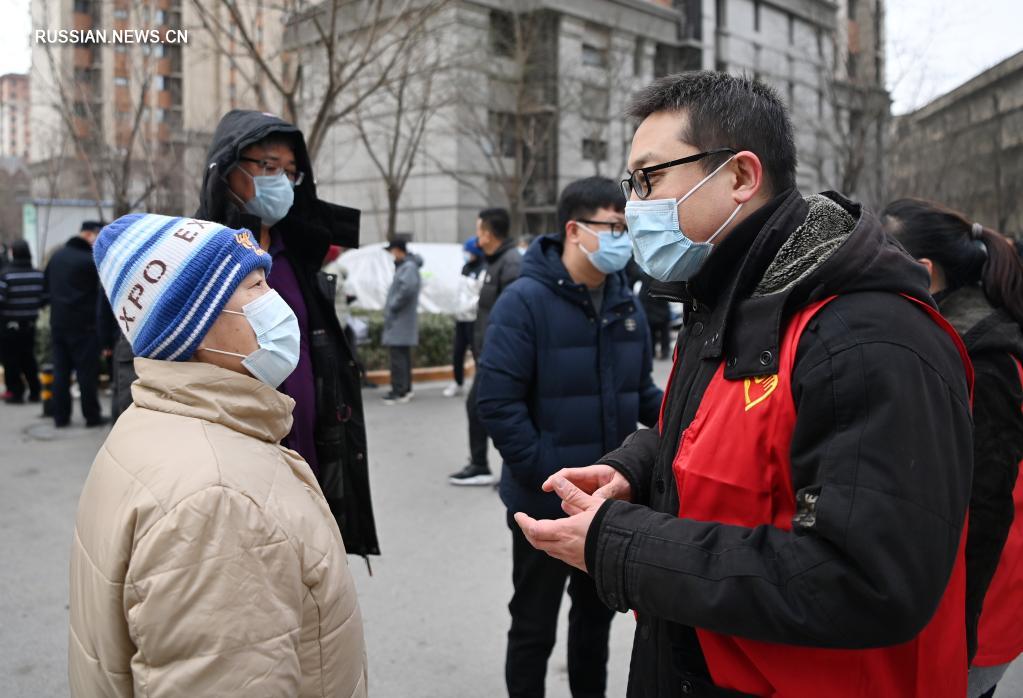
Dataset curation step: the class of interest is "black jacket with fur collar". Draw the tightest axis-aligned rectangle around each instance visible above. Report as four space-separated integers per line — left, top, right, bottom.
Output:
586 190 975 697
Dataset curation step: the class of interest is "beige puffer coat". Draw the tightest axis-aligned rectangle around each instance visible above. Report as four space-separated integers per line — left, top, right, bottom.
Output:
69 358 367 697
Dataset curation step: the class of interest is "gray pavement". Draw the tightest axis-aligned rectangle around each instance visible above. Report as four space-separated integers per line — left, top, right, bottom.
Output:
3 366 1023 696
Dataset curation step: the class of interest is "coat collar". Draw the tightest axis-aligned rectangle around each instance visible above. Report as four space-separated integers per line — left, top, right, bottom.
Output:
130 358 294 443
66 236 93 253
522 235 634 313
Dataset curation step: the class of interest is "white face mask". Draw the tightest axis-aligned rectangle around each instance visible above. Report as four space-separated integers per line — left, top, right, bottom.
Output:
201 290 300 388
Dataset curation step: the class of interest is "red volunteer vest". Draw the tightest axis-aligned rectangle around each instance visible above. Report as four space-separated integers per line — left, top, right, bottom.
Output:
973 357 1023 667
668 295 973 697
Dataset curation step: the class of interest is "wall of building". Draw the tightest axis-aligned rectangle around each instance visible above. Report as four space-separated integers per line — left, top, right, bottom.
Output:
0 75 32 160
889 50 1023 234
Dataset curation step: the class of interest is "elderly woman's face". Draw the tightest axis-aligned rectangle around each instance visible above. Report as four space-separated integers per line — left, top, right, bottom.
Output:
193 269 271 374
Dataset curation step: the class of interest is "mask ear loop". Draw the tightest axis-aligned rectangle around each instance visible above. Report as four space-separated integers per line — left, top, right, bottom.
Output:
198 308 251 358
220 163 253 210
675 154 741 245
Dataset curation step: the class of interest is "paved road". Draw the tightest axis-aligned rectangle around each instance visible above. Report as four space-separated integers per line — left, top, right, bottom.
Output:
3 365 1023 696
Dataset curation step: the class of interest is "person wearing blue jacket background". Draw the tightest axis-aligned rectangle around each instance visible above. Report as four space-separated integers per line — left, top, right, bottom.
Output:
477 177 663 698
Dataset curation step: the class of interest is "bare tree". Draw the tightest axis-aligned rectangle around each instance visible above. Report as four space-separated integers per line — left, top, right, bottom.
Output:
187 0 451 163
35 0 181 218
350 23 450 240
430 5 561 236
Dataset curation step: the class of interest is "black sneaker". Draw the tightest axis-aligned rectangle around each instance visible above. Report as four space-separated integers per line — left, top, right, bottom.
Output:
449 463 495 486
381 391 400 405
86 417 110 428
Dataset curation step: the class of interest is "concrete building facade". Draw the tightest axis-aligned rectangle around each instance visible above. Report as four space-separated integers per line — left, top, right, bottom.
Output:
0 74 31 160
889 50 1023 235
306 0 889 244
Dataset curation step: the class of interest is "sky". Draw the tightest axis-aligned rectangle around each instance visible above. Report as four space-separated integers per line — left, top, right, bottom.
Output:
1 0 1022 116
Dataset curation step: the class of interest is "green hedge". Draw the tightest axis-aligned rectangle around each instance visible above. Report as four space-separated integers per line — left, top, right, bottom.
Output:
31 306 457 374
35 307 51 366
352 310 455 372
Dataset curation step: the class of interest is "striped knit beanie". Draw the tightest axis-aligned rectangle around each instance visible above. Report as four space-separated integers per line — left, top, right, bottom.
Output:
93 213 272 361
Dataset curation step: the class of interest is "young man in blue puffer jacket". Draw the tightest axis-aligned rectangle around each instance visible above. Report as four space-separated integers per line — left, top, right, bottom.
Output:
477 176 663 698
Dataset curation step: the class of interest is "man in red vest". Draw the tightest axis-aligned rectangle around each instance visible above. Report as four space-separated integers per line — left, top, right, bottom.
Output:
514 71 975 697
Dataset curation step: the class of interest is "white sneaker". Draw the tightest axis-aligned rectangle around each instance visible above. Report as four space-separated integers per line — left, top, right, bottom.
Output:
442 383 464 397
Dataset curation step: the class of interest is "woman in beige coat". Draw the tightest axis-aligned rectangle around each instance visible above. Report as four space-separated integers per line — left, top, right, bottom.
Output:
69 213 367 697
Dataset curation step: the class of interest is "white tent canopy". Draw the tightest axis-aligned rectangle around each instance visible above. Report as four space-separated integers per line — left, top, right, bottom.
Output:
340 242 468 315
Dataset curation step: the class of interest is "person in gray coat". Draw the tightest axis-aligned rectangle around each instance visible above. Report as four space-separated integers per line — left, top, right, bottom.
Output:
382 239 422 404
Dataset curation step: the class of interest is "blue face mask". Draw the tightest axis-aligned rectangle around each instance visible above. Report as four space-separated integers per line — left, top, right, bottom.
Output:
624 156 742 283
202 290 300 388
243 171 295 227
576 223 633 274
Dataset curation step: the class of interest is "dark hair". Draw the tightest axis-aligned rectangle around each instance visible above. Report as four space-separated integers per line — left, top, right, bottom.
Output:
556 177 626 239
10 239 31 263
627 71 797 196
479 208 510 240
882 198 1023 327
252 132 297 152
81 220 105 232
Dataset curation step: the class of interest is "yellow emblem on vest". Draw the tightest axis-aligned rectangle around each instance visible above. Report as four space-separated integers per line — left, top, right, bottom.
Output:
744 374 779 411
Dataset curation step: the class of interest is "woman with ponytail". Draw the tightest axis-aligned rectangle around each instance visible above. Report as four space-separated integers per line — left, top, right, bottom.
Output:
883 199 1023 698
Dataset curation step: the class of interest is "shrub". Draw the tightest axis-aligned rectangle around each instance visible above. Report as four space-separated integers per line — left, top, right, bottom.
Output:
352 310 455 371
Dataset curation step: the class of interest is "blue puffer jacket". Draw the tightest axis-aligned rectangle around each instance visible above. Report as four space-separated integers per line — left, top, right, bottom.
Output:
477 235 664 519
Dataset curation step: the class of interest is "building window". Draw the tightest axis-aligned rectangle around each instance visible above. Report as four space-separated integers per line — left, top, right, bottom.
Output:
788 14 795 45
716 59 728 73
488 111 517 158
847 0 858 20
582 138 608 162
112 9 128 20
581 84 610 118
633 37 644 76
716 0 727 28
582 44 607 68
114 76 128 87
490 10 515 58
73 0 93 14
847 53 858 79
754 0 761 32
788 81 795 108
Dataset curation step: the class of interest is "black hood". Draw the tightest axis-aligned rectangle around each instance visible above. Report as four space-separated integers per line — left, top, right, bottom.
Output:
194 109 361 270
939 286 1023 363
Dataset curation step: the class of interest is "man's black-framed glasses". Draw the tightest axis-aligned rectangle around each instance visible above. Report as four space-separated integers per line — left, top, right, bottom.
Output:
576 219 628 238
239 156 306 186
621 148 737 200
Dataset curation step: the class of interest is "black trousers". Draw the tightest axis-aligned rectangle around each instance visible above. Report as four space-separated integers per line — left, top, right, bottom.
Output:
51 328 101 425
1 321 40 399
452 321 476 386
388 345 412 396
649 320 672 359
467 376 489 467
506 511 615 698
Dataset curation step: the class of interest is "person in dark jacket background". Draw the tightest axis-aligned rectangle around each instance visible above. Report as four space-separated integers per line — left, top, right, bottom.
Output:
514 72 975 698
381 239 422 404
450 208 521 486
478 177 662 698
0 240 47 403
883 199 1023 698
194 109 378 557
45 221 106 427
444 236 486 398
627 260 672 360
